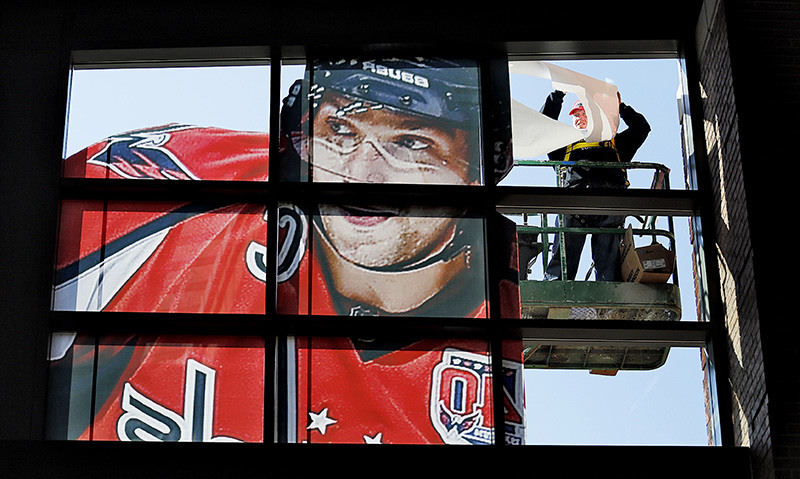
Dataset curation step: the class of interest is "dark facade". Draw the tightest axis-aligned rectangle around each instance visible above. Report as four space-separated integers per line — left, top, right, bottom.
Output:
0 1 793 477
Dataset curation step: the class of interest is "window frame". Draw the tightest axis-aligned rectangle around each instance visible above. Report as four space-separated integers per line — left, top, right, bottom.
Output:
48 44 731 447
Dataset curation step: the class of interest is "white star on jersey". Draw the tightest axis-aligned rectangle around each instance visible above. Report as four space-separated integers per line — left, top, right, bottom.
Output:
363 432 383 444
307 408 337 435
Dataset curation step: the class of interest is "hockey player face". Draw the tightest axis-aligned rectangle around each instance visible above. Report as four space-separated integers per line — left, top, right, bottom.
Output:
319 204 458 268
312 92 476 185
314 91 473 268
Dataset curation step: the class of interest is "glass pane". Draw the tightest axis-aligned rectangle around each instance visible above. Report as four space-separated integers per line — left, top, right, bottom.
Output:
63 64 270 181
304 205 488 317
521 346 710 445
46 334 265 442
278 58 484 185
287 337 524 445
502 59 687 191
508 211 701 321
53 201 267 313
46 333 94 440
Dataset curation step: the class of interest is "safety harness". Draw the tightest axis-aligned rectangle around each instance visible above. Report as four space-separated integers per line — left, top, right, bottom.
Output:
561 138 629 187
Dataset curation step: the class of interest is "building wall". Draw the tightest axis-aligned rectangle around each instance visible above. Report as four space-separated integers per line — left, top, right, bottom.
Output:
727 0 800 473
696 0 771 476
699 1 800 478
0 5 66 442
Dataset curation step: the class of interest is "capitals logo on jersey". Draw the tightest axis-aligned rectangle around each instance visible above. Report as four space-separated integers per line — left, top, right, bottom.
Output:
430 349 524 445
86 124 199 180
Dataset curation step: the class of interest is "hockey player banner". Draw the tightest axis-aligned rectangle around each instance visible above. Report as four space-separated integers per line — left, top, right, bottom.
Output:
62 62 271 180
292 337 524 445
47 334 265 442
53 200 269 314
64 60 485 187
310 206 488 317
64 124 270 181
52 200 502 319
51 56 523 445
279 58 486 186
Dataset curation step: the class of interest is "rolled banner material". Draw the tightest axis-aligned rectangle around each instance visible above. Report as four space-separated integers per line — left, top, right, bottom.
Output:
509 61 620 145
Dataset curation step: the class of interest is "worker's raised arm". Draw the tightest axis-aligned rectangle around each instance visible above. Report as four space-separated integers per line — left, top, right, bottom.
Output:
615 102 651 162
540 90 566 120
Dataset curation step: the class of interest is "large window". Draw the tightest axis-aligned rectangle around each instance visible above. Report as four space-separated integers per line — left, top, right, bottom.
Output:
47 49 719 446
504 57 714 444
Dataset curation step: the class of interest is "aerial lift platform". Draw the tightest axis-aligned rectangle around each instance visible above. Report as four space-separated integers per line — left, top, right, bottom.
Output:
514 160 682 373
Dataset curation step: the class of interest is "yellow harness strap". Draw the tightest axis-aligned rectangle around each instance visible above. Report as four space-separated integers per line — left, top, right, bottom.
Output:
561 138 628 186
564 138 620 162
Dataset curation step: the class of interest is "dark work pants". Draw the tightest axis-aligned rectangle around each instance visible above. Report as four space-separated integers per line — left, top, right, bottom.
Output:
544 214 626 282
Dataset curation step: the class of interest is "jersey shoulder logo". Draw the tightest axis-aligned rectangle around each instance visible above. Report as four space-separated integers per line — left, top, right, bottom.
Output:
430 348 525 445
430 349 493 445
87 124 199 180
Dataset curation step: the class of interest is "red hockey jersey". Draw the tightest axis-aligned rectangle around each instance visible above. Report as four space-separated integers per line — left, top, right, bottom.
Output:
51 125 524 445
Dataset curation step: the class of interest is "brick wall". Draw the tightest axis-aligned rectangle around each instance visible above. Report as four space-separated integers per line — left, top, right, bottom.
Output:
695 0 772 477
696 0 800 477
722 0 800 476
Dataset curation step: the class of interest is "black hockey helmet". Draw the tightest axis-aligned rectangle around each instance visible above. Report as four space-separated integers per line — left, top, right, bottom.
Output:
311 58 481 128
279 57 513 184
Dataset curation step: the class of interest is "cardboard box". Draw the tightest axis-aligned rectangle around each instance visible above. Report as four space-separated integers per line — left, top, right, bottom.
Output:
619 226 675 283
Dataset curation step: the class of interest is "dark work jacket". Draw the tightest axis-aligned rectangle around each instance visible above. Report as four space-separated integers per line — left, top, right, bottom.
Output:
541 91 650 188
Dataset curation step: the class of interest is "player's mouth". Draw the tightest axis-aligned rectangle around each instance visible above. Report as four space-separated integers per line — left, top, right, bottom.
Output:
337 205 397 226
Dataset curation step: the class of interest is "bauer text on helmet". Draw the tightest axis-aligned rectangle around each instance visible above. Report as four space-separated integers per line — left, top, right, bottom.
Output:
311 58 482 184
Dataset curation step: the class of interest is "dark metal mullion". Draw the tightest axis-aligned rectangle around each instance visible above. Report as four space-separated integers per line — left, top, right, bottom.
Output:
59 178 701 215
681 38 735 447
49 311 711 344
495 186 701 217
265 45 283 446
478 53 509 449
58 177 271 203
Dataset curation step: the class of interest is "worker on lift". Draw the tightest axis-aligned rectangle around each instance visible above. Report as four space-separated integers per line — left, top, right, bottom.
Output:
540 89 650 281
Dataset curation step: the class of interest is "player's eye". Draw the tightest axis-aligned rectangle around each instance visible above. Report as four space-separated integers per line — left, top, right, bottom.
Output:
326 118 357 136
395 135 431 151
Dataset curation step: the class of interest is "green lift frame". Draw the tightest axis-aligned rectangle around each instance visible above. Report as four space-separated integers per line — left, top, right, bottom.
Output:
514 159 681 373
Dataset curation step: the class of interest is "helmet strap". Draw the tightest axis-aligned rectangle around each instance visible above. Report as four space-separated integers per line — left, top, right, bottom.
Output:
314 220 469 313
